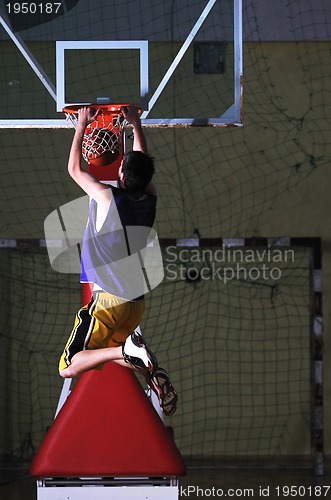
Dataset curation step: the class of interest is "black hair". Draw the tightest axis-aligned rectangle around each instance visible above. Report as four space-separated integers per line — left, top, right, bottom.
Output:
121 150 155 195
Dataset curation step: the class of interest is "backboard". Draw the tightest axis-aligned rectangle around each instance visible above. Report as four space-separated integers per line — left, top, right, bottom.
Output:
0 0 242 127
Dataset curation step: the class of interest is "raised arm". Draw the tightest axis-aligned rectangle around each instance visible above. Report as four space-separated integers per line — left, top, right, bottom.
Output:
121 105 148 153
67 107 111 203
121 105 156 196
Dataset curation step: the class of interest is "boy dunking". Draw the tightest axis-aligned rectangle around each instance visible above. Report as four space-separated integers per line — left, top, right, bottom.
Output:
59 105 177 416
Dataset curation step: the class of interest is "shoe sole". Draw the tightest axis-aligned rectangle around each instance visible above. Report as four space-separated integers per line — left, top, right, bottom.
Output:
149 369 178 417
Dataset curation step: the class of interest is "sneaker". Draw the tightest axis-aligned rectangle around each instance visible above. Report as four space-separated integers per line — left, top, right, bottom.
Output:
122 331 158 373
147 367 178 416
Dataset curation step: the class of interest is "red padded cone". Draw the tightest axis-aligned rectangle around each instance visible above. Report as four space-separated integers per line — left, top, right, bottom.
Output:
30 363 186 477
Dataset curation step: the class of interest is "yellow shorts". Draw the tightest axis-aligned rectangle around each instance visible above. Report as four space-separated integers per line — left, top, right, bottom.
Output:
59 291 145 372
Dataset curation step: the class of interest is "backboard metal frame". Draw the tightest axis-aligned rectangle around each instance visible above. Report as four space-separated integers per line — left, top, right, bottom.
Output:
0 0 243 128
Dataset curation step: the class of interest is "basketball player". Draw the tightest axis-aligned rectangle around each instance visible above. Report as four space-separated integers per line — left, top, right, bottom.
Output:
58 105 177 416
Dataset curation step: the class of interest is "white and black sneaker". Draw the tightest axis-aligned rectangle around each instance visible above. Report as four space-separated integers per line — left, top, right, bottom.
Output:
122 331 158 373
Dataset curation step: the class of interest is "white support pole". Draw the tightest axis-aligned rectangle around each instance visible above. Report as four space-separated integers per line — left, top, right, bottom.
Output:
141 0 218 119
54 378 72 418
234 0 243 123
0 14 57 101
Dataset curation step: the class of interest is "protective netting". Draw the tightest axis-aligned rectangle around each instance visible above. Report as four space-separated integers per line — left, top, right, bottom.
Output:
150 244 312 460
0 0 329 467
0 1 329 238
0 244 313 464
0 248 80 460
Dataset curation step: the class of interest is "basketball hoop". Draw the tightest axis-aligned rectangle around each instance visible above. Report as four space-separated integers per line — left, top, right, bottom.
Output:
62 104 139 166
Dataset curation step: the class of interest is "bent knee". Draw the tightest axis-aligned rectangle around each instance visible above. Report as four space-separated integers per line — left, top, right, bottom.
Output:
59 367 73 378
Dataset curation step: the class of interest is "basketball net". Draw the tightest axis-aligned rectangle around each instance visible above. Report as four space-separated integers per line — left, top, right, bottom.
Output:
64 108 127 164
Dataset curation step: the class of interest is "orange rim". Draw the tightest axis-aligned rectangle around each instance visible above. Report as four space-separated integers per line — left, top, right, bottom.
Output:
62 104 137 115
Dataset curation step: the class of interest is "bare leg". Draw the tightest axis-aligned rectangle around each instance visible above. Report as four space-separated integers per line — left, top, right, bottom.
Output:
59 346 130 378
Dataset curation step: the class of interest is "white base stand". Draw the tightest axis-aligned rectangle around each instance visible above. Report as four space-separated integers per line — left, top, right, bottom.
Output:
37 478 179 500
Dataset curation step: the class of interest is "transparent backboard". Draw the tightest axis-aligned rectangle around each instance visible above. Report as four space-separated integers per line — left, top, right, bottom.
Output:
0 0 242 127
